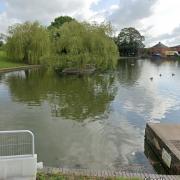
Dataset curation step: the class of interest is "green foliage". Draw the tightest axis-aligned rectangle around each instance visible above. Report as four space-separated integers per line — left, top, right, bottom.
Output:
48 16 75 29
0 41 3 47
5 20 118 71
49 21 119 71
0 33 6 48
0 33 5 50
116 27 145 57
0 33 6 40
6 22 51 64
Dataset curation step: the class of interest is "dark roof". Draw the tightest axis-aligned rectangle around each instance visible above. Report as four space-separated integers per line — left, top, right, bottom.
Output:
171 45 180 48
151 42 168 48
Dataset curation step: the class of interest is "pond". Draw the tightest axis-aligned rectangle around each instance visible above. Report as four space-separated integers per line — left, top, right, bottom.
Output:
0 59 180 173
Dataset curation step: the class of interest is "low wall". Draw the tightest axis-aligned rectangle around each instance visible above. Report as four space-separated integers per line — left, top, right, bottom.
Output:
0 154 37 179
145 123 180 175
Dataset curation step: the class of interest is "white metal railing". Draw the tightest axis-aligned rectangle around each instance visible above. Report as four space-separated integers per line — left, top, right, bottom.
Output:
0 130 34 158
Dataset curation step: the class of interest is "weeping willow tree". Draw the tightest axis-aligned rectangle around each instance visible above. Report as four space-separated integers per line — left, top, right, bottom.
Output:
6 22 51 64
50 21 119 71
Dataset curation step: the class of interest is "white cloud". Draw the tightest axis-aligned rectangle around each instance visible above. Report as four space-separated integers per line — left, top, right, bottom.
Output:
0 0 180 46
110 4 119 11
109 0 158 28
141 0 180 36
0 12 20 33
0 0 100 32
145 25 180 47
107 0 180 46
140 0 180 46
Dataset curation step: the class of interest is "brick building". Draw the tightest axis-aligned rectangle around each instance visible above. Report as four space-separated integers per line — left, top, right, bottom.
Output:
149 42 180 57
171 45 180 53
149 42 169 56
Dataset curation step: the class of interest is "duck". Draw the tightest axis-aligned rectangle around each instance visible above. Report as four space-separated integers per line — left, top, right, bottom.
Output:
172 73 175 76
159 74 162 77
150 77 153 81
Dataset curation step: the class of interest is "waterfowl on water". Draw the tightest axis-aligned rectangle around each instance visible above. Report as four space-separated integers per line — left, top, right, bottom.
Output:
159 74 162 77
172 73 175 76
150 77 153 81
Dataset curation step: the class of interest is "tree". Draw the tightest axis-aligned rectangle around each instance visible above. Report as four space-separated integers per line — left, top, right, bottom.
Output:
49 21 119 71
0 33 6 48
6 22 51 64
48 16 75 29
116 27 145 56
0 41 3 47
0 33 6 41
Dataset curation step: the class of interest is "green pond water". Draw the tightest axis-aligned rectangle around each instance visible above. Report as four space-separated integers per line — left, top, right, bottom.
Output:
0 59 180 172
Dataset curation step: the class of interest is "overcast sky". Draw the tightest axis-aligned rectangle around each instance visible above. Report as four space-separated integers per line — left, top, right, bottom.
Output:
0 0 180 47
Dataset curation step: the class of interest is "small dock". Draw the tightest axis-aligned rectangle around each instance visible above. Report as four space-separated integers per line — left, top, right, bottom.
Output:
145 123 180 175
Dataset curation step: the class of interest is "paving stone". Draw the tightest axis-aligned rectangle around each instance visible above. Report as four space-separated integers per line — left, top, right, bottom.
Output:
39 167 179 179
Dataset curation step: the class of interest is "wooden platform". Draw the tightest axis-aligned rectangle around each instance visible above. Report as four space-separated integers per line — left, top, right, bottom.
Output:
145 123 180 175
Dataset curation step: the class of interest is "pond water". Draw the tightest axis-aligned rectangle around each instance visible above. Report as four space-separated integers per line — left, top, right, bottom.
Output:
0 59 180 172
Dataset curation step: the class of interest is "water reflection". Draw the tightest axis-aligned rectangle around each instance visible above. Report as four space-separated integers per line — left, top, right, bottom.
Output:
6 69 116 121
5 69 46 105
0 59 180 171
117 59 142 85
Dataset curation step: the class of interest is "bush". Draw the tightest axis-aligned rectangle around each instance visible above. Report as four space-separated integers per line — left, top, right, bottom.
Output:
6 22 51 64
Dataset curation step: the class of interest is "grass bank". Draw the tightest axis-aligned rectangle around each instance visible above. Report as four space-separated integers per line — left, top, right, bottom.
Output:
0 50 26 69
37 173 141 180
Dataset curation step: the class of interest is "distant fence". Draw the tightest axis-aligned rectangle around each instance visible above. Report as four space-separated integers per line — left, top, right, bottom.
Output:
0 130 34 158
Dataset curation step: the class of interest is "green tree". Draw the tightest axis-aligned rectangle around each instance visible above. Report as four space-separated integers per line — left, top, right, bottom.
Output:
6 22 51 64
0 41 3 47
116 27 145 56
49 21 119 71
48 16 75 29
0 33 5 49
0 33 6 41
